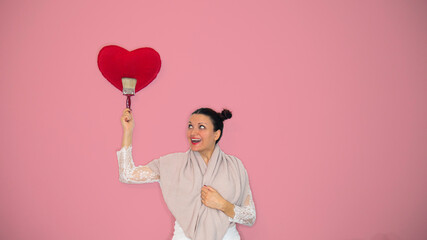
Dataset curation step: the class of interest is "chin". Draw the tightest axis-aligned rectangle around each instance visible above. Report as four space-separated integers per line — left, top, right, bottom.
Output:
190 146 201 152
190 144 205 152
188 143 198 151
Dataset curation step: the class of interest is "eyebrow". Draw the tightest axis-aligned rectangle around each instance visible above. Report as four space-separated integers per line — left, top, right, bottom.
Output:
188 121 208 125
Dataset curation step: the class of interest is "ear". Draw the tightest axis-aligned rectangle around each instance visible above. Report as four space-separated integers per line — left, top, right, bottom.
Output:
214 130 221 141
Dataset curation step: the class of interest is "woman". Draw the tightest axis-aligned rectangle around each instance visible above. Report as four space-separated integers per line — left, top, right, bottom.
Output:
117 107 256 240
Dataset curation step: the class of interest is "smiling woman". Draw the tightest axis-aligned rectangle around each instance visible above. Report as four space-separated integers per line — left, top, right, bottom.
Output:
187 108 232 163
117 107 256 240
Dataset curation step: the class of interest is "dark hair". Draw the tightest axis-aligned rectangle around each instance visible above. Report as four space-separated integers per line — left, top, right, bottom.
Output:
192 108 232 144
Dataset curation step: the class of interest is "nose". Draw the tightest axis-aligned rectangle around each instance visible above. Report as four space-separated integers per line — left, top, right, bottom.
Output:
189 128 198 136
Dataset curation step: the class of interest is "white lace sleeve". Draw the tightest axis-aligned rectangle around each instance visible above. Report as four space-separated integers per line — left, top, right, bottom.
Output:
229 189 256 226
117 146 160 184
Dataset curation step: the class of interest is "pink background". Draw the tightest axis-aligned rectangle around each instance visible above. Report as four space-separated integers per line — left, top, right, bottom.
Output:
1 1 426 239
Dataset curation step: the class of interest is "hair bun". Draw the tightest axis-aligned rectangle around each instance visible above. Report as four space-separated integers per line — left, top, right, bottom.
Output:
219 109 232 121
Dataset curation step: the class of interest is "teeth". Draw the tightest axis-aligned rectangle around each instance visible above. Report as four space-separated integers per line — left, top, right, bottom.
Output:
192 139 201 143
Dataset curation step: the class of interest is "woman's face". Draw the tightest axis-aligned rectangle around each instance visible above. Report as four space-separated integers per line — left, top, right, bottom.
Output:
187 114 220 154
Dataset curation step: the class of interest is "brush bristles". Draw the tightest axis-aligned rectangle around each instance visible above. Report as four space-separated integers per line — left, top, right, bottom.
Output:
122 77 137 95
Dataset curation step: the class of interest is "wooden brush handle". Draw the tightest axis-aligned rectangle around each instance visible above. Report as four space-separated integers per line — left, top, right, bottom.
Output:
126 96 131 110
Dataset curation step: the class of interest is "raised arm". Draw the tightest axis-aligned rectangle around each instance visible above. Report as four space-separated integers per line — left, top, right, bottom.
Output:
121 108 134 149
117 146 159 184
117 108 159 184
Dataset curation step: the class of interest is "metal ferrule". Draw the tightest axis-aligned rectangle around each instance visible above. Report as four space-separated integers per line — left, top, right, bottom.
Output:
122 88 135 95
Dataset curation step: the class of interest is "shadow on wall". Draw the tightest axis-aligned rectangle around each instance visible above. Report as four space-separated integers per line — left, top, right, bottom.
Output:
347 233 402 240
370 233 401 240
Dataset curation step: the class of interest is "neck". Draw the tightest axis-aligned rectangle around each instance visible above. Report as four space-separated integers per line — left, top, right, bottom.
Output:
199 145 216 164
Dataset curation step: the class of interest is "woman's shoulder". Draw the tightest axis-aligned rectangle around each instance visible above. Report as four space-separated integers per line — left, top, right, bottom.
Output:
158 151 188 162
221 148 241 160
222 151 246 168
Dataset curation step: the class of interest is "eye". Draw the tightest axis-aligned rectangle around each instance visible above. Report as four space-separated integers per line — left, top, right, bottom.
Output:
188 124 193 129
199 125 206 129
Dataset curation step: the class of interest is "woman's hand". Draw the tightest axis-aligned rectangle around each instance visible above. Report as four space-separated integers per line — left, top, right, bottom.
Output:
121 108 135 133
201 186 235 218
121 108 134 148
201 186 225 210
202 185 234 218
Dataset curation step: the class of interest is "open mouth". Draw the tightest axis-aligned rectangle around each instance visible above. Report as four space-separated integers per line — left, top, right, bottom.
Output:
191 138 201 144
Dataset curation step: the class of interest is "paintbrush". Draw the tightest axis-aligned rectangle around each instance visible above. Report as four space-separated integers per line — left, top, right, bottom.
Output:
122 77 137 110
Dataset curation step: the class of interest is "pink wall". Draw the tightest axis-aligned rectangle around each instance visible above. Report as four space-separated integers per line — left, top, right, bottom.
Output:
1 0 426 239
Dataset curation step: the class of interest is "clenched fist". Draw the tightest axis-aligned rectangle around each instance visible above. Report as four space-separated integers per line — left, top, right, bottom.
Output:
121 108 135 133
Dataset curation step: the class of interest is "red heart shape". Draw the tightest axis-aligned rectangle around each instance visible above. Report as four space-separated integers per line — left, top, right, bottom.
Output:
97 45 161 93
